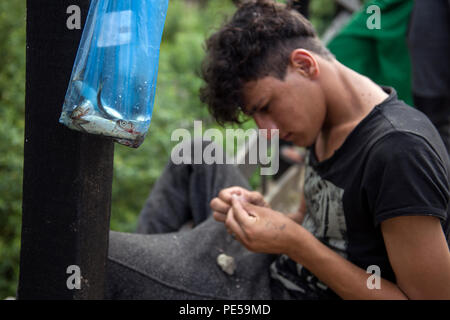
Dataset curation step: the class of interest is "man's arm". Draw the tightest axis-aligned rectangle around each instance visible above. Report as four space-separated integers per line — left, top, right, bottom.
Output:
381 215 450 299
286 215 450 299
227 198 450 299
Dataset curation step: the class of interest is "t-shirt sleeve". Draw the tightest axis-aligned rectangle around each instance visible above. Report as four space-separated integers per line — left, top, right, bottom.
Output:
362 131 449 226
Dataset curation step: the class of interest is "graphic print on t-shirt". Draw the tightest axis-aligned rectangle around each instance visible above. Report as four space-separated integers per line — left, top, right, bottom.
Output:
270 159 348 298
302 163 348 258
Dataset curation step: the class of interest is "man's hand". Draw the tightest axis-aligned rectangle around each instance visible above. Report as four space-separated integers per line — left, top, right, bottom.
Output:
221 195 296 254
210 186 269 223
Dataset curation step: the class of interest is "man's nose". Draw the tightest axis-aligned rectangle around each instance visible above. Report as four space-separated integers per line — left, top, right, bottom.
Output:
254 114 278 139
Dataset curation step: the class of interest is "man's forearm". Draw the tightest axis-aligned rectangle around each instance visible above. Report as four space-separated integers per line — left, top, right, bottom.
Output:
285 223 408 300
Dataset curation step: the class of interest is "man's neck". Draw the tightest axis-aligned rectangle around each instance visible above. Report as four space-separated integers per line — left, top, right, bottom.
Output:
314 61 389 162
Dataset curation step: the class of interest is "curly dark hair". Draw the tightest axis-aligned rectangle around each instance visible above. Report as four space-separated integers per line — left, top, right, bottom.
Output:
200 0 333 125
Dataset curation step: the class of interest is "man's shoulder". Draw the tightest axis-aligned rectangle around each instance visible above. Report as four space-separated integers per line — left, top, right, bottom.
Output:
364 128 450 183
377 96 435 136
364 93 447 163
346 87 433 146
381 100 446 153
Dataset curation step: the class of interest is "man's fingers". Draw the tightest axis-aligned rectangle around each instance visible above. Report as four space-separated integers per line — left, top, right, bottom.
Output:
213 211 227 223
246 191 268 207
236 197 260 215
218 186 245 203
210 197 230 214
231 196 257 227
225 207 246 241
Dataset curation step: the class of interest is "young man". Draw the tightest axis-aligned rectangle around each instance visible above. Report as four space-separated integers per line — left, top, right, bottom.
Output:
106 0 450 299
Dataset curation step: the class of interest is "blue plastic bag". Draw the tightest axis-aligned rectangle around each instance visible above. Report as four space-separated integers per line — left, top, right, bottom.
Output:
60 0 169 148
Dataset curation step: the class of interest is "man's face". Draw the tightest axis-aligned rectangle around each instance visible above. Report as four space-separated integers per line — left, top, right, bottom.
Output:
241 66 326 147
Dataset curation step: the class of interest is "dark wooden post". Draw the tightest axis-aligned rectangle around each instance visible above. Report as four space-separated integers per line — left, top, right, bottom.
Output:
18 0 114 299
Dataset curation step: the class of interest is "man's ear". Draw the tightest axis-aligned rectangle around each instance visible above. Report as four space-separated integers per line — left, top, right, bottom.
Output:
289 49 320 79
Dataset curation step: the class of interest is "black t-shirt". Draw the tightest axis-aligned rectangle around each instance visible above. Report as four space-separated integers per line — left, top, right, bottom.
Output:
270 87 450 300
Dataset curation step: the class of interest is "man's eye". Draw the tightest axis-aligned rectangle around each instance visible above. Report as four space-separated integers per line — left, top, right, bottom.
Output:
260 105 270 113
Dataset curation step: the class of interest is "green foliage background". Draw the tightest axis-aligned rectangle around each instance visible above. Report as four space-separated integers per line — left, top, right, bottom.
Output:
0 0 336 298
0 0 26 298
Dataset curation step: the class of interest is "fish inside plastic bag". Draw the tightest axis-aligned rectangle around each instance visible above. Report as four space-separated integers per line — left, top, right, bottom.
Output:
60 0 169 148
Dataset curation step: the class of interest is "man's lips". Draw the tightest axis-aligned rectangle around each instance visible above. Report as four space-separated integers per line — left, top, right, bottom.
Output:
282 133 293 141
